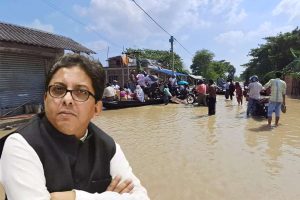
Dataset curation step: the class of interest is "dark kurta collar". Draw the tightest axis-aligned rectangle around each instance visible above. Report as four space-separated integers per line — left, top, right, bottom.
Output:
41 114 91 156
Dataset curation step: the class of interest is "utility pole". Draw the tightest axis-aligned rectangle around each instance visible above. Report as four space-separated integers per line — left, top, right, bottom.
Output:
134 50 142 72
107 46 109 60
169 36 174 75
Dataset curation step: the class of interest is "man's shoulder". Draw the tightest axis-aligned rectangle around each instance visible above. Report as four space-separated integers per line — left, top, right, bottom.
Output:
15 114 42 135
88 123 116 158
89 123 115 143
0 114 42 158
251 82 262 88
280 79 286 85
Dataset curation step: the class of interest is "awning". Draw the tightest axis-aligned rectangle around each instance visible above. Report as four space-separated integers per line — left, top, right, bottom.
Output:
188 74 203 80
148 65 188 77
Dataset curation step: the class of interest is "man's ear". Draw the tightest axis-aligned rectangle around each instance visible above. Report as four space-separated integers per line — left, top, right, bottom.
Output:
94 101 102 116
44 92 47 101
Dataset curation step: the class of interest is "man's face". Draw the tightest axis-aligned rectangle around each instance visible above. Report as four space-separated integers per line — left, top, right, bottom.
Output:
44 66 102 138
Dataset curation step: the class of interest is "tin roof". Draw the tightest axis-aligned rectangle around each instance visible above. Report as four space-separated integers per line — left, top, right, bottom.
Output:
0 21 94 54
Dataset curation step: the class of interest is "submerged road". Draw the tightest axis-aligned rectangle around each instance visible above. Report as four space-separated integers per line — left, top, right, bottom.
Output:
0 96 299 199
95 96 300 200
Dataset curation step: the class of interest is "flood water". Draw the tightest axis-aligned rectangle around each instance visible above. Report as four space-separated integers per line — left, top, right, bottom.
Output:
93 96 300 200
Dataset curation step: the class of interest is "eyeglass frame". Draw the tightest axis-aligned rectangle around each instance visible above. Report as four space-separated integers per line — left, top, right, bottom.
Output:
47 84 96 102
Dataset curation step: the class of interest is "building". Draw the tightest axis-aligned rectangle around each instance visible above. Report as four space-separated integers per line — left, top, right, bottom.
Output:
0 22 94 117
104 55 137 88
104 56 188 88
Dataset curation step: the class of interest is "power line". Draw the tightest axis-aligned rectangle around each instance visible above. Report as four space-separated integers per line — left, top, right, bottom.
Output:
130 0 193 57
41 0 193 58
131 0 172 37
174 38 193 56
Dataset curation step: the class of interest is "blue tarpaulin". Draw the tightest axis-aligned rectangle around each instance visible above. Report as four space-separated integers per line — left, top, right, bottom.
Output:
148 65 188 77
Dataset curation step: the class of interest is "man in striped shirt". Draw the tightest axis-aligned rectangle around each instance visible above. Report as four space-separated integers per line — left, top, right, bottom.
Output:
264 71 287 127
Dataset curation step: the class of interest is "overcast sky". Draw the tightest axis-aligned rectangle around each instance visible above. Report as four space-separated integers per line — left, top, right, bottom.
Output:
1 0 300 75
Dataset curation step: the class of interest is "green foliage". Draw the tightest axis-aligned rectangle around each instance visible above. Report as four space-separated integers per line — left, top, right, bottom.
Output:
190 49 214 76
190 49 236 81
241 27 300 80
262 71 276 84
283 57 300 79
125 48 185 73
289 72 300 79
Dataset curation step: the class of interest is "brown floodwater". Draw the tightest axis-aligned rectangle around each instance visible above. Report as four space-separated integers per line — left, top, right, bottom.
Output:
0 96 299 200
93 96 300 200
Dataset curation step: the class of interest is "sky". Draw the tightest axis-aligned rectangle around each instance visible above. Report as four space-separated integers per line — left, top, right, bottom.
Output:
1 0 300 75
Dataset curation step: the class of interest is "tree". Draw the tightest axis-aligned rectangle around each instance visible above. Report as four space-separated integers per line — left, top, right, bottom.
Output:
190 49 236 80
241 27 300 83
124 48 187 73
190 49 214 76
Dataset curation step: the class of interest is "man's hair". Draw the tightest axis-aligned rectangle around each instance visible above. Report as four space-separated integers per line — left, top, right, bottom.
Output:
275 71 282 78
45 53 105 102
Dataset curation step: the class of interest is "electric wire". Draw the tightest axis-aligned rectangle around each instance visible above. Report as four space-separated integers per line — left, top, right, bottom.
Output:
131 0 193 57
41 0 193 58
131 0 172 37
174 38 193 56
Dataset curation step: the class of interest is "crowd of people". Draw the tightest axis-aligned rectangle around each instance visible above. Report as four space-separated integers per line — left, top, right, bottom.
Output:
102 70 185 105
221 72 286 127
95 65 287 126
0 53 288 200
101 70 220 115
190 73 287 126
102 70 160 103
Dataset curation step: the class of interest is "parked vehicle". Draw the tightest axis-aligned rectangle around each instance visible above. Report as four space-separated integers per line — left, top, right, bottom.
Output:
175 86 196 104
245 89 269 118
253 97 269 118
216 86 225 95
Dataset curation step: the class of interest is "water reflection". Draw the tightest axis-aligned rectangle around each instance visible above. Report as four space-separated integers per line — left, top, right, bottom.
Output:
94 96 300 200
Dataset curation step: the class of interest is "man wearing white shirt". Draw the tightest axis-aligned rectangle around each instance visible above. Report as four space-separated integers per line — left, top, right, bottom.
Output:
246 75 263 116
102 83 116 101
264 71 286 126
0 54 149 200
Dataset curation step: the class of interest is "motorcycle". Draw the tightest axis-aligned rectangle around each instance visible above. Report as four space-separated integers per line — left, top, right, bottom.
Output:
245 88 269 118
255 97 269 118
175 87 196 104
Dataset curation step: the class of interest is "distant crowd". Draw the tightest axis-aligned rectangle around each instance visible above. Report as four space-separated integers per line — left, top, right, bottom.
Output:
102 70 182 105
220 72 286 127
102 69 287 127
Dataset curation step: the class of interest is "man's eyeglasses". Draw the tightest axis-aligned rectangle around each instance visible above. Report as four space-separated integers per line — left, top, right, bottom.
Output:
48 85 96 102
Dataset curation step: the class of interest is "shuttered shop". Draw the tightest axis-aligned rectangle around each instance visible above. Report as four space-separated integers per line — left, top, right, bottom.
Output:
0 52 46 114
